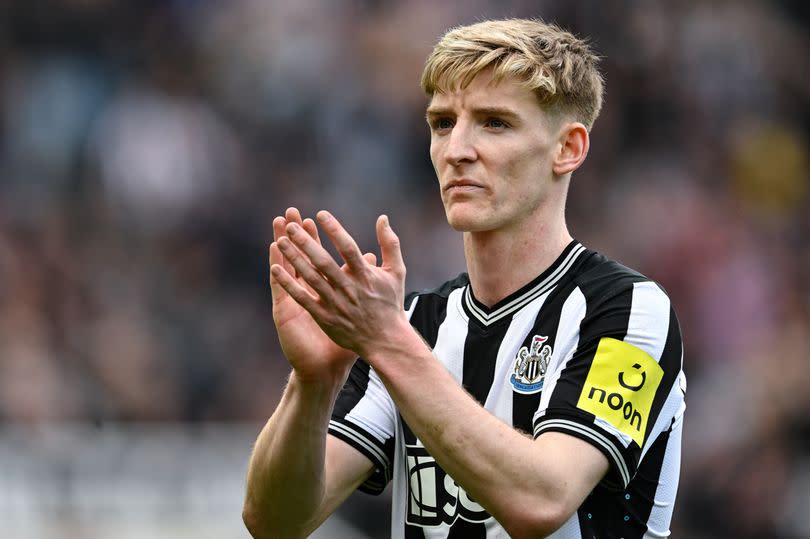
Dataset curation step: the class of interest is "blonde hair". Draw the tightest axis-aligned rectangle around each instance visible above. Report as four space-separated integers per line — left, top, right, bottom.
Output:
421 19 604 129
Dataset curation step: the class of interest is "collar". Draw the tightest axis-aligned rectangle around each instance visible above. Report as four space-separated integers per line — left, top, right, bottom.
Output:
462 241 586 327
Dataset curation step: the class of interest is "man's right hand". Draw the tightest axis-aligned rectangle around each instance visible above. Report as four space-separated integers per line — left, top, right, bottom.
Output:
270 207 372 383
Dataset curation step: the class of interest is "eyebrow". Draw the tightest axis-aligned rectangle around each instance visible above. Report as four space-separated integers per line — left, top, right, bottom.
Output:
425 106 521 122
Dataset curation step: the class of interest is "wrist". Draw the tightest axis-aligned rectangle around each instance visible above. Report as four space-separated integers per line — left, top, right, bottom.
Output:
289 365 351 396
363 316 431 374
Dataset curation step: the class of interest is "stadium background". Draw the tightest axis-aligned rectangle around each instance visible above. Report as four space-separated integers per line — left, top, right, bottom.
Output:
1 1 809 537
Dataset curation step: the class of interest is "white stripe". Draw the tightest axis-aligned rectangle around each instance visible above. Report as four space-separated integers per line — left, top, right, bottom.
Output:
537 287 587 414
328 420 390 471
465 243 584 324
640 364 685 462
535 418 630 487
464 244 582 323
484 292 547 418
484 294 548 425
627 282 671 362
466 244 586 326
405 295 419 320
433 287 469 383
643 418 682 538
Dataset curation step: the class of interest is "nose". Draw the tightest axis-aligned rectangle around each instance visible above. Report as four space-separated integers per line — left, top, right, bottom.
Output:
443 120 477 165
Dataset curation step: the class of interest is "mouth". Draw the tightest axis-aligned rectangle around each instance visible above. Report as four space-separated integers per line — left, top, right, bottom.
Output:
443 179 484 193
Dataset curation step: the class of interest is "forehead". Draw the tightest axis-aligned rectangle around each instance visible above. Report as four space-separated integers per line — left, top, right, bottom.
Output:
427 69 541 114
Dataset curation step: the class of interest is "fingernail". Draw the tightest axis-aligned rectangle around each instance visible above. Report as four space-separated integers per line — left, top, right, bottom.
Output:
317 210 331 222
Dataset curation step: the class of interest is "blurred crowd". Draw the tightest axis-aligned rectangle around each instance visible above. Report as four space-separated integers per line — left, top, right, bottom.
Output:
1 0 809 537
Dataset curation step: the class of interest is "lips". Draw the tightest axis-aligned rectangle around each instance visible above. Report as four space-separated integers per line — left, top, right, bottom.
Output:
444 179 484 192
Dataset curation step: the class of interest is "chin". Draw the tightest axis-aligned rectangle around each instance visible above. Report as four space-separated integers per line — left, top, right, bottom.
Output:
445 208 492 232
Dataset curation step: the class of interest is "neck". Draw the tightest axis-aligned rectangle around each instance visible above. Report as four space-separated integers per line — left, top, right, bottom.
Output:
463 216 572 308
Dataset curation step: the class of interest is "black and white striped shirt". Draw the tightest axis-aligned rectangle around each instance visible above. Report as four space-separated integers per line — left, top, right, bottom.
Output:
329 240 686 539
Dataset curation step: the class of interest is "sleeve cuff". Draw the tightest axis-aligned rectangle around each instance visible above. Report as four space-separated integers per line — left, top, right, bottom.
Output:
328 419 392 495
534 416 632 489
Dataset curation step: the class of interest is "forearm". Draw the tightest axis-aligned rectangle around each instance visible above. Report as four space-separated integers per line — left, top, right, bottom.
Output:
268 210 605 535
366 322 590 537
243 371 345 539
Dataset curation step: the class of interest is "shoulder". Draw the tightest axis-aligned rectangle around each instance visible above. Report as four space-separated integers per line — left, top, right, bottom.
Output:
572 249 672 309
404 273 469 311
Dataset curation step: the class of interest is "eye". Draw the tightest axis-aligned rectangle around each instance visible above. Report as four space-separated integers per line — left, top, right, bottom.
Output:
431 117 454 131
484 117 509 130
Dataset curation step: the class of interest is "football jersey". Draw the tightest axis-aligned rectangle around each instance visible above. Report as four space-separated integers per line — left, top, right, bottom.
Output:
329 240 686 538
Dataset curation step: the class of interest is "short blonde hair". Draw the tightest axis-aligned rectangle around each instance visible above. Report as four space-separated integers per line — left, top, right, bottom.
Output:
421 19 604 129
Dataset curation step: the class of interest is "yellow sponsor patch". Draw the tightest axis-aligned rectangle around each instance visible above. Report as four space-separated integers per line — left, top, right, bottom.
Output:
576 337 663 446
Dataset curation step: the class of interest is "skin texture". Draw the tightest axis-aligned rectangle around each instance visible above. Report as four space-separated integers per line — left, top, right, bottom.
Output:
428 68 589 305
243 71 609 539
242 208 376 539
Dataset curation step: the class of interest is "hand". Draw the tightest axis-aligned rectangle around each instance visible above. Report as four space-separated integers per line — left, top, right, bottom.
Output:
271 210 407 359
269 208 375 383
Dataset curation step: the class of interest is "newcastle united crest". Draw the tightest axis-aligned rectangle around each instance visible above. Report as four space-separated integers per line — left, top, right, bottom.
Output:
510 335 552 394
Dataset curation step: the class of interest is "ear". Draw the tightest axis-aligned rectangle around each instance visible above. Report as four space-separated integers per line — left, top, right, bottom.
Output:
552 122 590 176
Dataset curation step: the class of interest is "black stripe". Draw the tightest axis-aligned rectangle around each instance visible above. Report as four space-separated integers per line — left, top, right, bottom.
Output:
404 524 425 539
577 424 675 539
405 276 497 537
627 425 674 539
462 240 583 327
544 264 641 487
331 360 395 495
332 358 371 419
462 323 505 404
401 280 457 538
643 301 682 445
328 432 392 495
512 281 570 434
401 283 454 446
447 518 487 539
547 279 636 411
437 303 503 537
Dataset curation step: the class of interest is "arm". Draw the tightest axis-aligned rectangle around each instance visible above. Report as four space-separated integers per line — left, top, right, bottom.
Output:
365 321 608 538
272 211 609 538
243 371 374 539
242 208 376 539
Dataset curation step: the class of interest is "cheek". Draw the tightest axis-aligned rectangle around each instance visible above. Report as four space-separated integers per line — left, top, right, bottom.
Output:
497 152 548 204
429 145 442 175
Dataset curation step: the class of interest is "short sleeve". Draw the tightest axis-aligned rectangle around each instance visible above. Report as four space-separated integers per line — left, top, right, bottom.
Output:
329 359 397 495
533 280 684 489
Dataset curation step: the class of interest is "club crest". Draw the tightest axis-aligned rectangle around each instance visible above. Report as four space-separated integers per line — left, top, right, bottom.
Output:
510 335 552 394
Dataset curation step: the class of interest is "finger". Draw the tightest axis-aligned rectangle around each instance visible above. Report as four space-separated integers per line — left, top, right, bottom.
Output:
277 236 339 302
273 216 298 275
273 216 287 243
316 210 366 273
285 207 304 227
285 222 353 290
270 262 323 315
268 242 289 300
302 217 321 244
362 252 377 266
377 215 405 277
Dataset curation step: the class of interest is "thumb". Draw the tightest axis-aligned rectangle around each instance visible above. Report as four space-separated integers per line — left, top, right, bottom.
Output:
376 215 405 276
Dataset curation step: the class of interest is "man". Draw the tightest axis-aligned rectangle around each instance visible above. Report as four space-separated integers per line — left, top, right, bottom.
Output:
243 18 686 539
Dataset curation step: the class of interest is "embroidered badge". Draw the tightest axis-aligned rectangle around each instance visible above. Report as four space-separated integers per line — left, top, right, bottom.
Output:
510 335 552 394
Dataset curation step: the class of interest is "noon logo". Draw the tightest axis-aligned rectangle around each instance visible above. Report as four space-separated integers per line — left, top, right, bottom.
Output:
577 337 663 446
510 335 552 394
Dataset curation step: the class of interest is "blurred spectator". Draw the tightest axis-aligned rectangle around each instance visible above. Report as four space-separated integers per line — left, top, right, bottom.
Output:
0 0 809 536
